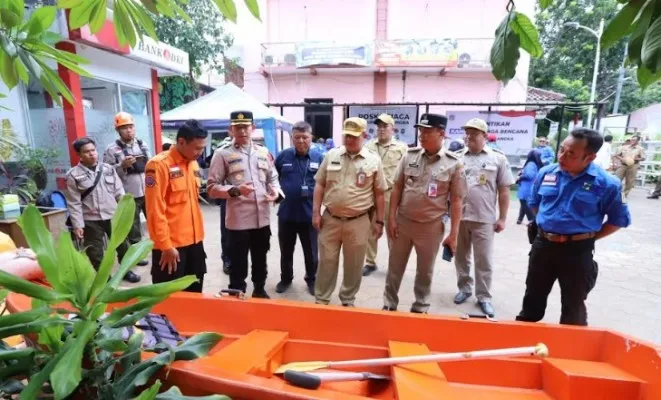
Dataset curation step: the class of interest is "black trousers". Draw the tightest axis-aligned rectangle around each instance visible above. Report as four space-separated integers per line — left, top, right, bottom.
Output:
516 236 598 326
517 199 535 223
128 196 147 245
151 241 207 293
228 226 271 292
219 200 231 265
82 219 129 270
278 219 318 285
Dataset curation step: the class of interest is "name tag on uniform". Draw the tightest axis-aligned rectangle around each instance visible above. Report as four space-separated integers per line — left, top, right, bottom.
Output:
428 182 438 197
331 161 341 165
169 166 183 179
283 163 293 167
478 173 488 185
483 165 497 171
542 174 557 186
301 185 310 197
310 162 319 169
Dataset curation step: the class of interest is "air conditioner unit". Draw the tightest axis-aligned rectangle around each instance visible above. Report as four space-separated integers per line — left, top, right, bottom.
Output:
263 55 274 65
284 53 297 65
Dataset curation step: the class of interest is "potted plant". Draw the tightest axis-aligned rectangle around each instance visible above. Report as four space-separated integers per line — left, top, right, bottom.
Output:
0 195 228 399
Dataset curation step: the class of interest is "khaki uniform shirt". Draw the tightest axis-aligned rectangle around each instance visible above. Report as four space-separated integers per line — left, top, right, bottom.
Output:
315 146 388 218
64 163 125 229
461 145 515 224
617 144 646 164
365 139 408 190
103 139 150 198
394 147 467 223
207 140 281 231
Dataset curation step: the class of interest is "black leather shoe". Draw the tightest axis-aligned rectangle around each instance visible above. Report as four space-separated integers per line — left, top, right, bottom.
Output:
342 303 354 307
275 281 291 293
362 265 377 276
306 282 315 296
252 288 270 299
648 195 659 199
123 271 141 283
478 301 495 317
453 291 472 304
410 308 427 314
137 260 148 266
382 306 396 311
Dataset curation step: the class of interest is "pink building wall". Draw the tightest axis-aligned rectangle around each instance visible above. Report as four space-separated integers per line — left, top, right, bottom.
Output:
242 0 534 144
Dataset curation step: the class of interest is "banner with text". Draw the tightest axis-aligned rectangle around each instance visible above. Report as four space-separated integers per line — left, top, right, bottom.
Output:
348 105 418 146
447 110 536 155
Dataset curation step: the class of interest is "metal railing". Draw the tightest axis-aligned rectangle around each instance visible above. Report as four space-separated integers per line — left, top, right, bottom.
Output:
260 38 494 69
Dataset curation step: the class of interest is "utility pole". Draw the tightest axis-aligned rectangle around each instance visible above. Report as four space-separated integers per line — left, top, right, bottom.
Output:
613 42 628 115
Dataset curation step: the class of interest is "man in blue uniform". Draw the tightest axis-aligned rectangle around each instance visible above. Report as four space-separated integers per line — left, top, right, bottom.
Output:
274 121 324 295
516 128 631 326
536 137 555 165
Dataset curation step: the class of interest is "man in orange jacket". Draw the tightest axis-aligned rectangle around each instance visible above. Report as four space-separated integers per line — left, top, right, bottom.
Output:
144 119 208 292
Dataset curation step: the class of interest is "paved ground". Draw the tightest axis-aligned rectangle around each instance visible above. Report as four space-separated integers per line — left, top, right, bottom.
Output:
126 188 661 345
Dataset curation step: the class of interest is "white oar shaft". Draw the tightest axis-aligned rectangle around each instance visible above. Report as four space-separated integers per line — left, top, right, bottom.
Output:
328 346 539 368
308 372 368 382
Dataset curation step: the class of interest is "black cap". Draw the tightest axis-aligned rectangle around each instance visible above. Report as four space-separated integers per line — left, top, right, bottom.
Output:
414 113 447 129
230 110 253 125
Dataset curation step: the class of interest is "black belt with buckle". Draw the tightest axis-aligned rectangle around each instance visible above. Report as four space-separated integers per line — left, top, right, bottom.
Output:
327 211 369 221
538 228 596 243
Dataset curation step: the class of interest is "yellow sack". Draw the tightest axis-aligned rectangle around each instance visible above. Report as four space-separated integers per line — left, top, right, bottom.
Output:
0 232 16 253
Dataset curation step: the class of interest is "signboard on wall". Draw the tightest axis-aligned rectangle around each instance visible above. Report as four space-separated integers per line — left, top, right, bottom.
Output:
348 105 418 146
128 36 190 74
374 39 458 67
295 43 372 68
446 110 536 156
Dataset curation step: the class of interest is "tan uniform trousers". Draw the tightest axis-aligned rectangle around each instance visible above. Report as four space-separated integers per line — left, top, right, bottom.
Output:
615 164 638 197
383 215 445 312
365 189 392 266
455 220 495 302
315 211 371 306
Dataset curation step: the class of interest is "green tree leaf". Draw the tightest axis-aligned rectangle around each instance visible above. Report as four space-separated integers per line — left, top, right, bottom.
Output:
244 0 261 21
511 12 543 58
114 0 138 47
89 195 136 301
68 0 99 30
106 240 154 291
0 46 18 90
98 275 198 303
627 0 654 65
133 379 162 400
540 0 554 10
637 64 661 89
102 296 166 327
641 16 661 73
23 6 57 37
0 9 21 28
0 270 71 303
0 347 34 363
57 0 85 8
213 0 237 22
51 320 97 400
19 334 73 400
602 0 645 49
37 323 64 352
0 308 50 329
55 231 96 307
89 0 108 33
491 12 521 84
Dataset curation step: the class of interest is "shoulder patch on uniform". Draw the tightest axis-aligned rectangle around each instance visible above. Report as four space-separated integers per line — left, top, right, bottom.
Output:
145 175 156 187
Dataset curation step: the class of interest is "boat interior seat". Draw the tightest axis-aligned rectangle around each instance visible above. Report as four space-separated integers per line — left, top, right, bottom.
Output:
196 329 289 378
388 340 450 399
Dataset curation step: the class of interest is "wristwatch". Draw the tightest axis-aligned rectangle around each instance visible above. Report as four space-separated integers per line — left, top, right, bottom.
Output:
228 186 241 198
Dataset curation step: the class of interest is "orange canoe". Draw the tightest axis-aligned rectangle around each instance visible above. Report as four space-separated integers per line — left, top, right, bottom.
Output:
5 286 661 400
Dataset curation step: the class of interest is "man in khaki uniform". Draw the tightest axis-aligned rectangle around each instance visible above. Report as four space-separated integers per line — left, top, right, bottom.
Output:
453 118 514 317
383 113 467 313
312 117 388 306
65 137 135 281
103 112 150 276
614 134 646 200
362 113 408 277
207 111 282 299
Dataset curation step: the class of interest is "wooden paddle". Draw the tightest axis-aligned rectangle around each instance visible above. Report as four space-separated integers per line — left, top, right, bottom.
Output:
274 343 548 374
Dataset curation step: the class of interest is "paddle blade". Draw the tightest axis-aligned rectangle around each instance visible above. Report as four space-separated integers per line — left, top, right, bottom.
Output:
274 361 330 374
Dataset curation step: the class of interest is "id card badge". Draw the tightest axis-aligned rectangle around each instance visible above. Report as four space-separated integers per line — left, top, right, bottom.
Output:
356 171 367 186
427 182 438 197
479 173 488 185
301 185 310 197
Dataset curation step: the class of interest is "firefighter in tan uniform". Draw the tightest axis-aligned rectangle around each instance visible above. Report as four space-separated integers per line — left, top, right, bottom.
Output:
383 113 466 313
614 134 646 200
64 137 136 281
312 117 388 306
207 111 283 299
362 113 408 277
